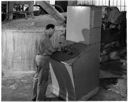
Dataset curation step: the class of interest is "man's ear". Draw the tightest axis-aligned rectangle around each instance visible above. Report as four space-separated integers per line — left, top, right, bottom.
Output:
44 29 49 35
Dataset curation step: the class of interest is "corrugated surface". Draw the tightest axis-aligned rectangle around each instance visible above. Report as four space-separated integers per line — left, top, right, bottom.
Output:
2 29 45 71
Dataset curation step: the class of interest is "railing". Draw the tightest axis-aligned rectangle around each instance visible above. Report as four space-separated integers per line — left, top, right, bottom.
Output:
77 0 126 11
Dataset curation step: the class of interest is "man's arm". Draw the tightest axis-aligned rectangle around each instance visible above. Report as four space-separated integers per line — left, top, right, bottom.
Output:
41 39 56 56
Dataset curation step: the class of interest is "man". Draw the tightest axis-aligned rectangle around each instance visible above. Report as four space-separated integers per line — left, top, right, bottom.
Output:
32 24 56 101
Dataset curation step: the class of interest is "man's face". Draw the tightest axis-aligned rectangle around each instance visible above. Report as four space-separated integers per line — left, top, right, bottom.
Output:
45 28 55 37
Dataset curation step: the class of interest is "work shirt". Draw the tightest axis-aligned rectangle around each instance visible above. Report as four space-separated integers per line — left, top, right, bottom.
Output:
37 35 55 56
37 30 66 56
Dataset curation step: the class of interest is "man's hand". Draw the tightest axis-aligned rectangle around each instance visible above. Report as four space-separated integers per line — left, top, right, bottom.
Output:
44 46 56 56
48 46 56 53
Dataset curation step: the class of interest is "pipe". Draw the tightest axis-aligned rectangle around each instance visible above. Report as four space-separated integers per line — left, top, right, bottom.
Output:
36 1 65 25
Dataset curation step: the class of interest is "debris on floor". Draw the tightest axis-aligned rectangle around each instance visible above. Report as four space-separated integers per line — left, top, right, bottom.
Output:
9 83 18 90
108 76 127 97
99 39 127 101
99 70 122 79
89 87 126 101
2 72 34 101
100 40 126 75
100 41 126 63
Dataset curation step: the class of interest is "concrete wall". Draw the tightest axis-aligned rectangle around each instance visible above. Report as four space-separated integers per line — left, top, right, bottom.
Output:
2 29 45 72
2 13 59 73
2 15 64 73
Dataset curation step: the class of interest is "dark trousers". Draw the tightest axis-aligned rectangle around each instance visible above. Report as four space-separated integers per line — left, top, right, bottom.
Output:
32 55 50 101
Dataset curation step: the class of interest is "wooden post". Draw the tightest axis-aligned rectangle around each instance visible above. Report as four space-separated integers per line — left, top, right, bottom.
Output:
109 0 110 7
8 2 14 20
28 1 34 18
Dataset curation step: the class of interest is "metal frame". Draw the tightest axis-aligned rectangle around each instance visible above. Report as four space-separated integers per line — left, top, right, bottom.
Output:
77 0 126 11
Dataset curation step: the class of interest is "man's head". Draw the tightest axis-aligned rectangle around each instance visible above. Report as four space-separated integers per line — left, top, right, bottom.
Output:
45 24 55 38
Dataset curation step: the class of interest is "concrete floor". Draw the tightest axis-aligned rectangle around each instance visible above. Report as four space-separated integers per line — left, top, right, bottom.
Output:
2 68 127 101
2 72 34 101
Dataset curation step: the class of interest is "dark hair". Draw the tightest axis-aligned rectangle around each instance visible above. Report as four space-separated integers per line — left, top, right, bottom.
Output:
45 24 55 30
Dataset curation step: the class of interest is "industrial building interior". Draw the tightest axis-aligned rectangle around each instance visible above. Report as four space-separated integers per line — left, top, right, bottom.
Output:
2 0 127 101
